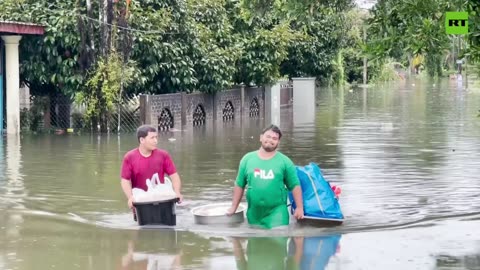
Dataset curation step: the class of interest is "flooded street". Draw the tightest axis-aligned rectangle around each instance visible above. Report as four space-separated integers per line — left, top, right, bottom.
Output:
1 78 480 269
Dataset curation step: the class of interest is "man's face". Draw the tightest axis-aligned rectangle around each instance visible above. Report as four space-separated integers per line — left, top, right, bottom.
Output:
260 130 280 152
140 131 158 151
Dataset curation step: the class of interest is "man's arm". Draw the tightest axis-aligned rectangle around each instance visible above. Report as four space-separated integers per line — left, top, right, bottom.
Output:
163 152 183 202
120 153 134 209
169 172 183 202
121 178 134 209
284 158 304 219
291 186 304 219
228 155 248 215
227 185 245 215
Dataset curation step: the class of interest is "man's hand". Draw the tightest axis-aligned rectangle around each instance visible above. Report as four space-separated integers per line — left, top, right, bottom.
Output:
121 179 134 209
293 207 304 220
127 197 134 209
175 192 183 203
226 206 237 216
291 186 304 220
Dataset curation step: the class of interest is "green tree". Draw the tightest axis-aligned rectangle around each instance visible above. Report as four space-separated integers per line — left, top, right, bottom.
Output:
365 0 473 78
1 0 374 134
280 10 349 85
465 0 480 71
240 0 355 85
76 51 135 132
0 1 83 97
189 0 241 92
228 0 300 86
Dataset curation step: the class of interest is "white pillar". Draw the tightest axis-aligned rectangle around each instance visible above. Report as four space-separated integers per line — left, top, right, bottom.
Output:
2 36 22 135
265 82 281 126
292 77 316 125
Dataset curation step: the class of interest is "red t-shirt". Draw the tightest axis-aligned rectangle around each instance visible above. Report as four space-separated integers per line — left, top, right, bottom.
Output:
121 148 177 191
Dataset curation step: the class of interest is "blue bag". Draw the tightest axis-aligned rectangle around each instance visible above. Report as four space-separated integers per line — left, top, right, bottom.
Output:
288 162 344 220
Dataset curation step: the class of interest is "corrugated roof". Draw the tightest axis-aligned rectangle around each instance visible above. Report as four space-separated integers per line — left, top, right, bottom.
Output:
0 21 45 35
0 20 44 27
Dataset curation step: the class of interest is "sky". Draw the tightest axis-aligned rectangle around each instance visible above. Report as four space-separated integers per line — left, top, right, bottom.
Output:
355 0 377 9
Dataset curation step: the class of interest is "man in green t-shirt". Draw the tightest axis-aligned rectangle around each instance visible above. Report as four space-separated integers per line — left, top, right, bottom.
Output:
227 125 304 229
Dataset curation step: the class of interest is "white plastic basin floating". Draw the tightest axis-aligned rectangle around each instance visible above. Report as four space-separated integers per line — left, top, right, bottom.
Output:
191 203 246 225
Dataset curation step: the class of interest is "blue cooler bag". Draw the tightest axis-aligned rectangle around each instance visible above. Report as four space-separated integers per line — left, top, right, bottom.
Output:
289 162 344 220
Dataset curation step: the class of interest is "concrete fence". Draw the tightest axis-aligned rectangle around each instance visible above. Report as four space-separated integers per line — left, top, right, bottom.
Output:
139 77 314 130
139 86 266 130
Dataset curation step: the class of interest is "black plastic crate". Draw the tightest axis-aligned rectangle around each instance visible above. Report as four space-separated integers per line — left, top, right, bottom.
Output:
133 198 179 226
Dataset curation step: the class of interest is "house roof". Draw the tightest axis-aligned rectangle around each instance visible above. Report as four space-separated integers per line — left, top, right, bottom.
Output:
0 21 45 35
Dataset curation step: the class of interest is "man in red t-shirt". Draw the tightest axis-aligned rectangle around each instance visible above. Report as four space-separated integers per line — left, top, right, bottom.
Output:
121 125 183 209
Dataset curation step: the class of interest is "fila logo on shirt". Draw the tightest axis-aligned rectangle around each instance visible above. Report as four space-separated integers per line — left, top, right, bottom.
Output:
254 168 274 179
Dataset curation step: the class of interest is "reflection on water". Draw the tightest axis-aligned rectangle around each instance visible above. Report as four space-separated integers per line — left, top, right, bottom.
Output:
121 229 183 270
1 135 26 269
293 79 316 126
230 235 340 270
119 229 341 270
289 235 341 270
1 78 480 269
436 254 480 270
4 135 26 209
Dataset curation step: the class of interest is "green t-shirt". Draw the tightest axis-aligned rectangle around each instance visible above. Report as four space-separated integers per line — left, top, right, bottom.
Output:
235 151 300 209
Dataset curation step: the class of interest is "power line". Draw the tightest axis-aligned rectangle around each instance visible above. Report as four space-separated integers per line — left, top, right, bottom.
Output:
47 2 180 35
78 13 173 35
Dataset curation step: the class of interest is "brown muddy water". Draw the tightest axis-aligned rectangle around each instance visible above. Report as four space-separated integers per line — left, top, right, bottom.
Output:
1 78 479 269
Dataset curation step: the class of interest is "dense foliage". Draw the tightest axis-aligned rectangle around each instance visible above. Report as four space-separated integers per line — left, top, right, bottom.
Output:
1 0 479 131
366 0 479 78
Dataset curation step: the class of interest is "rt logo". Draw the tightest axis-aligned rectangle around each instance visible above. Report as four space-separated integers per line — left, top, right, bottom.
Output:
445 12 468 34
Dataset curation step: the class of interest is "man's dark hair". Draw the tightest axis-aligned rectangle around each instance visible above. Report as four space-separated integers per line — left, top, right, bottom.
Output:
261 124 282 139
137 125 157 142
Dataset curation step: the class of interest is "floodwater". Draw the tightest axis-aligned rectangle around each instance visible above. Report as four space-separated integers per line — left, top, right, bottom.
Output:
1 78 480 269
